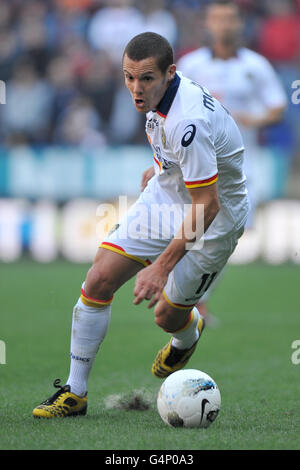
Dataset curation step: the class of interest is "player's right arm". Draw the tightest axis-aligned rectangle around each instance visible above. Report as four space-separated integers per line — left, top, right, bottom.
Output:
151 181 220 272
133 115 220 308
133 179 220 309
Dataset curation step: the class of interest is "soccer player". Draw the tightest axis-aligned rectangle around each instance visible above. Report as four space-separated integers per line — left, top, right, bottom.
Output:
177 0 287 319
33 32 249 418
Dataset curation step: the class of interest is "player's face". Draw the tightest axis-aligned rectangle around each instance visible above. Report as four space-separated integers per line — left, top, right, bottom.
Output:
123 55 176 113
205 4 242 44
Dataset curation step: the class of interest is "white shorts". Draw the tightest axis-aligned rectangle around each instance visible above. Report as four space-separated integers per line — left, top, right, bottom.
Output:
100 197 244 309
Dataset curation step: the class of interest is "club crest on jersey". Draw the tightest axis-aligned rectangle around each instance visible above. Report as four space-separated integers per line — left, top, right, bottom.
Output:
146 118 159 130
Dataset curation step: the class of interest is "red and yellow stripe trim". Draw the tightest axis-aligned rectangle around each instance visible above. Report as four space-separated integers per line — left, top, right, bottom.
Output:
162 290 195 311
146 132 162 173
153 154 162 172
156 110 166 118
146 133 152 145
175 310 196 333
100 242 151 268
185 173 218 189
81 288 113 308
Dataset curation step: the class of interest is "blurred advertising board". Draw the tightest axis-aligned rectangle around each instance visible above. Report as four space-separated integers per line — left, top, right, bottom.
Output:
0 197 299 264
0 145 298 264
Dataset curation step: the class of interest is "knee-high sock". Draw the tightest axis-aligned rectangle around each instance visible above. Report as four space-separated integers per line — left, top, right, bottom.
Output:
66 290 112 397
171 307 202 350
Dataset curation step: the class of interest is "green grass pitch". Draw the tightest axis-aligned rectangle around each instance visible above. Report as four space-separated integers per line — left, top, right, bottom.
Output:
0 260 299 450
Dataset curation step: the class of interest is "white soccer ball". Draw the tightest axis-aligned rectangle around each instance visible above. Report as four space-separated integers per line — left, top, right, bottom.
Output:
157 369 221 428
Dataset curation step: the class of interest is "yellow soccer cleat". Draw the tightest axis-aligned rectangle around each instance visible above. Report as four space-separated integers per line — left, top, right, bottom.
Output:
152 317 205 378
33 379 88 418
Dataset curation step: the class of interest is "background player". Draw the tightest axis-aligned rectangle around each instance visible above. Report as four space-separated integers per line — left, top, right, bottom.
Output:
176 0 287 320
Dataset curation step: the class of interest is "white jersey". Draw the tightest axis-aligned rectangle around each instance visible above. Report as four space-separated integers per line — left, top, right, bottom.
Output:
177 47 287 150
144 72 249 240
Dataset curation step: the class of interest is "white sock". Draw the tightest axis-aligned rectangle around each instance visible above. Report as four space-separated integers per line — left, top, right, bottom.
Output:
66 298 111 397
171 307 202 350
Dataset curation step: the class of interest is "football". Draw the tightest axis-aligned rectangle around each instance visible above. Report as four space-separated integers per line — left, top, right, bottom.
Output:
157 369 221 428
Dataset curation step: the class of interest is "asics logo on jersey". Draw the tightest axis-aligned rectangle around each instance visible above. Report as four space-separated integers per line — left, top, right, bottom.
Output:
181 124 196 147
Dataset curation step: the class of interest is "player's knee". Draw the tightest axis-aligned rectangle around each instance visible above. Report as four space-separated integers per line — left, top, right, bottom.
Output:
84 263 116 300
154 303 173 332
154 301 192 332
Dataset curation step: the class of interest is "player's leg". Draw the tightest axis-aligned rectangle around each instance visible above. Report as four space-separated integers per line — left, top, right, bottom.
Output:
65 247 143 396
194 269 225 327
33 248 143 418
151 297 205 378
63 195 159 401
152 228 244 378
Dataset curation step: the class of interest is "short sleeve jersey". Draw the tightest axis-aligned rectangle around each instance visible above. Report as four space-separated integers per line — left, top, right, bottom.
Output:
177 47 287 149
144 72 249 240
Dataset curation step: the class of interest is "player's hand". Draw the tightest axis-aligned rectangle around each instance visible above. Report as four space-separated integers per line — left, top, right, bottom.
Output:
141 166 155 192
133 263 169 309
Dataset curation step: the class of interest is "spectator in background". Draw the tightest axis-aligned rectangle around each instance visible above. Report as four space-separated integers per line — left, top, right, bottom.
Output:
167 0 208 59
107 67 144 145
0 1 20 82
257 0 300 64
0 0 14 30
79 50 117 133
87 0 145 66
1 57 54 145
16 0 53 77
53 95 107 149
49 0 91 47
0 27 19 84
140 0 178 47
47 53 80 137
256 0 300 174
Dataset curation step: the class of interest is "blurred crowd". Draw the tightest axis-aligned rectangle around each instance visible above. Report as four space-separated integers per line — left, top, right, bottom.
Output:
0 0 299 158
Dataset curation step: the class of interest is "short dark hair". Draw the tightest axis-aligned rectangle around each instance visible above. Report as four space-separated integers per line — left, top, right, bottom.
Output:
123 32 174 74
